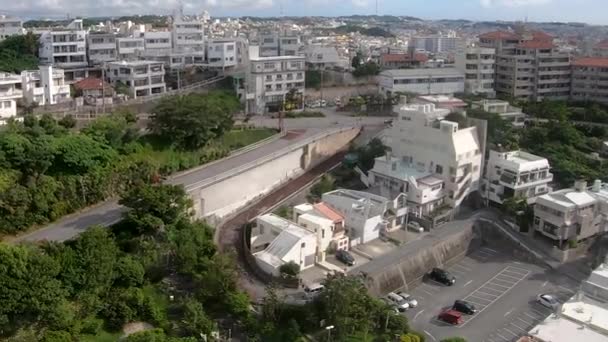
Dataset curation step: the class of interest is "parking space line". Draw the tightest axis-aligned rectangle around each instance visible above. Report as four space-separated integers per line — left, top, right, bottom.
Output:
503 327 519 337
467 294 494 303
450 269 466 276
476 289 501 297
492 278 518 286
530 308 551 317
517 317 534 325
486 282 511 290
418 288 435 296
504 268 529 277
465 299 489 307
524 312 541 320
482 247 499 253
511 322 528 332
476 249 494 256
463 280 473 287
496 333 510 341
452 264 472 272
559 285 575 294
506 265 531 274
496 273 523 281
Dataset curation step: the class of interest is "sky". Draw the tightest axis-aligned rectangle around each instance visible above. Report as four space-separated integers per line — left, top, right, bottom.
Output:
0 0 607 25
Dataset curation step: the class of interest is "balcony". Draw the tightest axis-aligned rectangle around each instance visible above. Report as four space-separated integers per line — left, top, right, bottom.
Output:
500 172 553 189
0 89 22 100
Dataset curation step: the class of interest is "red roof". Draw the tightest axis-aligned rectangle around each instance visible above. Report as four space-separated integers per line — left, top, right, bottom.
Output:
573 57 608 68
313 203 344 223
478 31 520 40
595 39 608 49
530 30 553 42
73 77 112 91
517 40 555 49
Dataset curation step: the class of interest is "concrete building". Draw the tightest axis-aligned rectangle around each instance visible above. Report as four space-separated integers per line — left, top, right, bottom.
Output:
0 15 24 41
72 78 114 106
415 95 467 111
304 46 341 70
206 39 237 69
116 37 145 60
259 30 303 57
371 102 485 211
378 68 465 97
105 60 166 99
455 46 496 97
172 15 205 52
379 53 428 70
534 180 608 248
0 72 22 125
571 57 608 105
250 214 317 276
38 20 88 68
21 65 71 105
87 32 117 65
471 99 526 126
592 40 608 58
482 150 552 205
242 48 305 114
410 35 462 53
293 202 349 261
322 189 406 244
479 30 571 101
142 31 172 52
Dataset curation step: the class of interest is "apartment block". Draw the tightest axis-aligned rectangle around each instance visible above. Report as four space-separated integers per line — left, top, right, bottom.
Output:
21 65 71 105
410 35 463 53
482 150 552 205
172 16 205 52
378 68 465 97
206 39 237 69
143 31 172 52
0 15 24 41
304 46 341 70
105 61 166 99
370 102 485 212
116 37 145 60
0 72 22 124
455 46 496 97
571 57 608 105
534 180 608 248
38 20 88 68
242 48 305 114
87 32 117 65
259 30 303 57
479 30 571 101
471 99 526 126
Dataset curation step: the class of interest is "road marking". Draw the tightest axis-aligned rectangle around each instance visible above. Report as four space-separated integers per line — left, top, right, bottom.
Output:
503 328 519 337
476 249 494 256
476 289 500 297
513 261 522 265
506 265 531 273
504 268 530 276
511 322 528 332
517 317 533 325
496 273 522 281
496 333 510 341
559 285 575 293
413 309 425 321
482 247 499 253
487 282 511 290
542 281 548 287
418 288 435 296
525 312 540 320
504 308 514 317
450 269 465 276
424 330 437 342
468 294 494 303
422 283 442 291
463 280 473 287
452 264 472 272
464 299 489 307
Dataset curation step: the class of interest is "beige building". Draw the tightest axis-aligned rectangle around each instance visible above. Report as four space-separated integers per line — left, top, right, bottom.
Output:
571 57 608 104
479 30 571 101
455 46 496 97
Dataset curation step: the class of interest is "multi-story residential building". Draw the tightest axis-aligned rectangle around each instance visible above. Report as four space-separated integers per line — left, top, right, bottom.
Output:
304 46 341 70
0 72 22 125
142 31 172 52
279 32 302 56
206 39 237 69
471 99 526 126
172 15 205 52
479 30 571 101
116 37 145 60
378 52 428 70
455 46 496 97
105 60 166 99
571 57 608 105
242 48 305 114
592 40 608 58
87 32 117 65
293 202 349 262
38 19 88 68
378 68 465 97
410 35 463 53
482 150 552 205
21 65 71 105
370 102 485 211
0 15 24 41
259 30 303 57
534 180 608 248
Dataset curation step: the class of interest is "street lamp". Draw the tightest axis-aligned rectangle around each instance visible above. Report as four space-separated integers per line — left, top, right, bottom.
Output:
325 325 334 342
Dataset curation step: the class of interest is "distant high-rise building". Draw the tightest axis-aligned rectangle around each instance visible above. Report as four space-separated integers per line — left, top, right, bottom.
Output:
410 35 463 54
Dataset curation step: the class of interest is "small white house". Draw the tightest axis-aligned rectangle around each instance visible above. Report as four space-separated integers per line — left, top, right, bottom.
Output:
0 72 22 125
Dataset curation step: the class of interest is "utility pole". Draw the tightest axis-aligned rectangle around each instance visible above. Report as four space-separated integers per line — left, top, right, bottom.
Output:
320 68 324 105
177 67 182 91
101 63 106 114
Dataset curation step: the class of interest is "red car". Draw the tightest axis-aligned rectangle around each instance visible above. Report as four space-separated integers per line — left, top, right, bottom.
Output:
438 309 464 325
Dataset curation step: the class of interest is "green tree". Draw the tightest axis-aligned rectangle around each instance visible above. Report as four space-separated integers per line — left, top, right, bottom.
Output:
308 174 335 202
180 298 215 336
83 113 135 149
172 220 217 275
114 256 145 288
441 338 467 342
58 116 77 129
0 33 39 73
351 53 362 69
353 61 380 78
51 134 117 175
305 70 321 89
279 261 300 277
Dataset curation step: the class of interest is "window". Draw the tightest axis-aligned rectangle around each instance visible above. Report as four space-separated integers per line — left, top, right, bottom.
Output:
227 44 234 51
266 75 272 81
264 62 275 69
322 230 325 239
301 242 306 248
435 165 443 175
265 85 272 91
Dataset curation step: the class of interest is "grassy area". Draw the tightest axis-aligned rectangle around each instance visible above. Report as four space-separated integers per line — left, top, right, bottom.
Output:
217 127 277 149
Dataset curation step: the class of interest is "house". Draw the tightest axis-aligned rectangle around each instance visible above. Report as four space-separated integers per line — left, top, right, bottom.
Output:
21 65 71 105
259 30 303 57
454 46 496 97
415 95 467 111
0 72 22 125
250 214 317 276
105 60 166 99
378 68 465 97
482 150 552 205
73 78 114 106
38 19 88 68
533 180 608 248
571 58 608 105
142 31 172 52
471 99 526 127
293 202 349 259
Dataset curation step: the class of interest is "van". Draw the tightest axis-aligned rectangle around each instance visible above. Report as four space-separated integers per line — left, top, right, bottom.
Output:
304 283 325 297
386 292 409 312
438 309 463 325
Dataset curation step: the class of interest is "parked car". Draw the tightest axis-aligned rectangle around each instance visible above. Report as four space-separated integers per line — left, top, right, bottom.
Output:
383 119 393 126
438 309 463 325
428 268 456 286
304 283 325 298
452 300 476 315
336 249 356 266
380 298 400 313
386 292 409 312
537 294 560 310
396 292 418 308
407 221 424 233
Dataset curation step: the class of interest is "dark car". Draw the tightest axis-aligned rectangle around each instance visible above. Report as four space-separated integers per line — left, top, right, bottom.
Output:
438 309 463 325
452 300 476 315
428 268 456 286
336 250 355 266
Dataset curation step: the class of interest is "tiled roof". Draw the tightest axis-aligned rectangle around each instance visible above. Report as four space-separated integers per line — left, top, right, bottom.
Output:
530 30 553 42
313 202 344 223
73 77 112 91
517 40 555 49
573 57 608 68
478 31 520 40
595 39 608 49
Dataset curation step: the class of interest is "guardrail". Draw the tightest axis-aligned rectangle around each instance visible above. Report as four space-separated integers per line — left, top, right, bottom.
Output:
184 126 360 192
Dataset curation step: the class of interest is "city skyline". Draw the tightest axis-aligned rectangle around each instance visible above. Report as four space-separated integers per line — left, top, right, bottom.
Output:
1 0 607 25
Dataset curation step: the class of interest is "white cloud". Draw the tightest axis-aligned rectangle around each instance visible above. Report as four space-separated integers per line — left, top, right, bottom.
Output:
480 0 552 7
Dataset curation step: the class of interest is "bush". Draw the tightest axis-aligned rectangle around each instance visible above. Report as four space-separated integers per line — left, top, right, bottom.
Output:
568 239 578 249
279 261 301 277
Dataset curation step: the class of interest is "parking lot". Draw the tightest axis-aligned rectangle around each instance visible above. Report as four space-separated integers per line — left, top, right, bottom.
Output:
401 245 581 342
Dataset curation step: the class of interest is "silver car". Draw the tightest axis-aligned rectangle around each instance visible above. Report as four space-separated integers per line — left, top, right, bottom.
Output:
396 291 418 308
537 294 559 310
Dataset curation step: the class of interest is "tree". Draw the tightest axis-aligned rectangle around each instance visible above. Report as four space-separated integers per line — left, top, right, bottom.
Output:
172 220 217 275
83 113 135 149
351 53 362 69
305 70 321 89
0 33 39 73
441 338 467 342
114 256 145 288
308 174 335 202
180 298 215 337
353 61 380 78
51 134 117 175
149 92 238 150
58 116 76 129
279 261 300 277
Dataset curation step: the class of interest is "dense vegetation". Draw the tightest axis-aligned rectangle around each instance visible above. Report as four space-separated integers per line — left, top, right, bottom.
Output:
0 184 249 341
0 92 274 235
351 53 381 78
333 25 395 38
0 33 39 73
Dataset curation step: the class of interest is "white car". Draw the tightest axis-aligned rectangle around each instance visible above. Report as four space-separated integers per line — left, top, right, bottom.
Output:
396 292 418 308
537 294 560 310
386 292 410 312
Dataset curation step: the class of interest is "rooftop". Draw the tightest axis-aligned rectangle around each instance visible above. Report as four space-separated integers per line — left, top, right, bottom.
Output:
372 156 433 183
573 57 608 68
380 67 464 78
313 202 344 223
528 313 608 342
479 30 521 40
73 78 112 91
517 40 556 49
538 189 597 208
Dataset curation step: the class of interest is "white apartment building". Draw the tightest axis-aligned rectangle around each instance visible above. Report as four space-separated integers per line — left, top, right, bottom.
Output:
455 46 496 97
534 180 608 248
105 61 166 99
116 37 145 60
378 68 465 97
0 15 24 41
243 48 305 114
483 150 552 205
87 32 117 65
571 57 608 105
172 15 205 52
206 39 237 69
304 46 341 70
143 31 172 52
259 31 303 57
293 202 349 262
21 65 71 105
411 35 462 53
371 102 485 210
471 99 526 126
0 72 22 124
38 20 88 68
